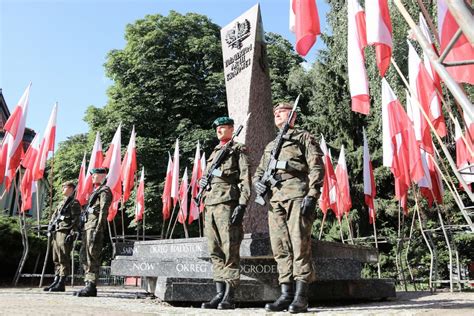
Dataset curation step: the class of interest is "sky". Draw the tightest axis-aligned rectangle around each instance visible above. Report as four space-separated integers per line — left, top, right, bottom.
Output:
0 0 329 145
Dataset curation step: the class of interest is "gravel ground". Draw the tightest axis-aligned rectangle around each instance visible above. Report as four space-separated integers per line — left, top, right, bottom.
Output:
0 286 473 315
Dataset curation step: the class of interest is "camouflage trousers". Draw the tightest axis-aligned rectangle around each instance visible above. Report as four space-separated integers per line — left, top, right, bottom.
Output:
52 231 73 277
204 201 243 287
268 198 316 284
80 229 104 283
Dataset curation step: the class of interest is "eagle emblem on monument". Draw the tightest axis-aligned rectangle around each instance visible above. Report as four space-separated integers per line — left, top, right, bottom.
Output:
225 19 251 49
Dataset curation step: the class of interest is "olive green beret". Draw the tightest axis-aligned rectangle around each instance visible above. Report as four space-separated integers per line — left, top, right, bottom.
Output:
273 102 293 113
90 167 108 174
212 117 234 128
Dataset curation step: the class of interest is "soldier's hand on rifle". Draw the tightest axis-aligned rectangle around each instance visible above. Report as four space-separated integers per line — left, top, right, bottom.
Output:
90 231 97 244
230 205 246 226
254 181 267 195
199 177 208 188
300 196 316 218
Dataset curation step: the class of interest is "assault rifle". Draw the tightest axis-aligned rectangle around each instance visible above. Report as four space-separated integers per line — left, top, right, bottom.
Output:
194 113 251 206
79 176 108 233
255 95 300 206
47 188 77 236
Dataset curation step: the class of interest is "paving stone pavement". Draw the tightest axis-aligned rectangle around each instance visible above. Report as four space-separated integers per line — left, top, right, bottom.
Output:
0 286 473 315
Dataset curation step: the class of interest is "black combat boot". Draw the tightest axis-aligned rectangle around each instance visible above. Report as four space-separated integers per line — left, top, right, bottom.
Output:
49 276 66 292
265 282 294 312
75 281 97 297
201 281 225 309
217 282 235 310
288 281 309 314
43 275 60 292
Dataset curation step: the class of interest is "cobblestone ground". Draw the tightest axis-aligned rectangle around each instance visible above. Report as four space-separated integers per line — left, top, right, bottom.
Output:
0 286 473 315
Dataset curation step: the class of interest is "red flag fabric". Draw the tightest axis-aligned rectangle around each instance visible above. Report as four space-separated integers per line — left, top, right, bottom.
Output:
33 103 57 180
162 153 173 221
105 125 122 222
290 0 320 57
83 132 104 201
366 0 393 77
438 0 474 84
335 145 352 215
418 149 444 207
20 134 40 213
455 118 474 185
363 129 376 224
121 126 137 202
348 0 370 115
170 139 180 206
318 135 339 218
0 83 31 188
177 168 188 224
75 152 88 206
135 167 145 222
188 142 201 224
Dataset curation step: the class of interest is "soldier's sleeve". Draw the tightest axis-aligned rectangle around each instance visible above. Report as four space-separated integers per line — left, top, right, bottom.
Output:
304 133 325 200
237 145 251 206
71 200 82 232
96 188 113 234
252 143 270 185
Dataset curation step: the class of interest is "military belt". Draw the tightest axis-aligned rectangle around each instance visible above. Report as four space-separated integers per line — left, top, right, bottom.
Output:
274 171 306 182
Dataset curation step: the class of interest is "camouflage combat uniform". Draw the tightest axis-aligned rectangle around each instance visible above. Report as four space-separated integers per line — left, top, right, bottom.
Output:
51 197 81 277
203 141 250 287
80 185 112 283
254 128 324 284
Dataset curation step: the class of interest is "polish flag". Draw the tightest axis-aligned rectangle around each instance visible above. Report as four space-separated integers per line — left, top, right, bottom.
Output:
33 103 57 180
75 152 88 206
418 148 444 207
170 139 180 206
366 0 392 77
104 125 122 221
199 152 207 213
437 0 474 84
289 0 320 57
335 145 352 215
419 14 446 137
363 128 376 224
348 0 370 115
135 167 145 222
84 132 104 200
162 153 173 221
177 168 188 224
0 83 31 189
455 118 474 184
188 142 201 224
465 110 474 144
121 126 137 202
318 135 339 218
20 134 40 213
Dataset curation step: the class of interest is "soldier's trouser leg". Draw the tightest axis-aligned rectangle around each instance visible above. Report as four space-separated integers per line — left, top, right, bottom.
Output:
52 231 72 277
205 201 243 288
81 229 104 283
268 198 316 284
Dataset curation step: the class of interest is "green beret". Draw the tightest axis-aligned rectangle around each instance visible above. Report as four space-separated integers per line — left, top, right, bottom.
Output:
90 168 108 174
212 117 234 128
273 102 293 112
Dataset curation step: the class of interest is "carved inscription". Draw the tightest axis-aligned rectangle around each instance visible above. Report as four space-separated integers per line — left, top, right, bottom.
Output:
224 44 253 81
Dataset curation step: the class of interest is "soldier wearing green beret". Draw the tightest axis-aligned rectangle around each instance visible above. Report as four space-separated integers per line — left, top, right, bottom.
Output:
200 116 251 310
43 181 81 292
75 167 112 297
254 102 324 313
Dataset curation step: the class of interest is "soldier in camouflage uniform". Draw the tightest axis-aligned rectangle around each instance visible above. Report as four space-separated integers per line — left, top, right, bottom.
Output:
254 102 324 313
43 181 81 292
75 168 112 297
199 117 250 310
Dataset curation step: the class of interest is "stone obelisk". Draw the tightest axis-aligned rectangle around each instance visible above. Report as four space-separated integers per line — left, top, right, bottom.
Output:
221 4 274 233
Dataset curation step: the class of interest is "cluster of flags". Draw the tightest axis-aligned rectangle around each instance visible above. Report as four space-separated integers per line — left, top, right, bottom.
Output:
161 140 206 226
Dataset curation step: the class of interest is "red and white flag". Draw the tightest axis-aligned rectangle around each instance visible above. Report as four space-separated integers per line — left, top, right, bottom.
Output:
348 0 370 115
289 0 320 57
162 153 173 221
20 134 39 213
335 145 352 215
170 139 180 206
418 148 444 207
0 83 31 189
75 152 88 206
104 125 122 221
188 142 201 224
84 132 104 200
318 135 339 218
438 0 474 84
135 167 145 222
366 0 392 77
455 118 474 184
199 152 207 213
121 126 137 202
177 167 188 224
33 103 57 181
363 128 376 224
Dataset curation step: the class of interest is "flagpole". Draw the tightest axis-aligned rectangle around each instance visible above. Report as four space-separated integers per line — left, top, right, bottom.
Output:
142 209 146 241
318 212 327 240
13 170 29 286
165 203 178 239
120 199 126 242
35 181 40 237
338 218 345 243
396 201 408 291
48 153 55 224
160 216 166 240
405 209 417 289
344 212 354 244
108 221 116 258
372 218 381 278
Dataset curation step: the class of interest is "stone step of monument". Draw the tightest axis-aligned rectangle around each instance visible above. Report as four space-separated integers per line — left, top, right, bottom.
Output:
111 256 362 281
147 277 396 302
